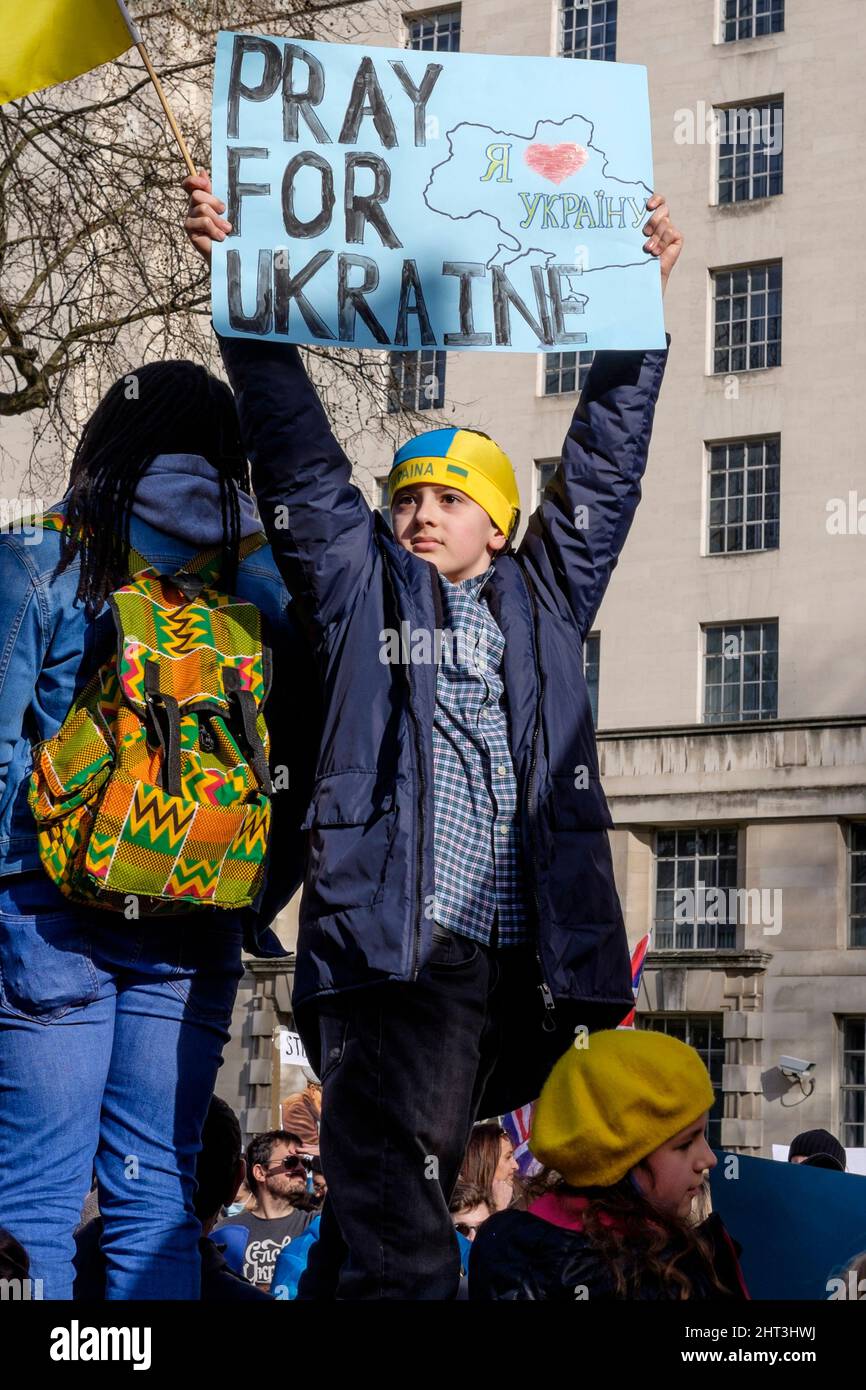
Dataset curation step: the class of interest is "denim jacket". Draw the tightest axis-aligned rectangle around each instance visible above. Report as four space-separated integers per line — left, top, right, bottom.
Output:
0 458 319 958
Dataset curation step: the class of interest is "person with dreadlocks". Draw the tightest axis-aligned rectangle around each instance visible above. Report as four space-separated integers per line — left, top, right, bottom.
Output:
0 362 317 1299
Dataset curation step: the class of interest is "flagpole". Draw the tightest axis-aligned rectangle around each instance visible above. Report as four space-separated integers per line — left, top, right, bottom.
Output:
114 0 197 176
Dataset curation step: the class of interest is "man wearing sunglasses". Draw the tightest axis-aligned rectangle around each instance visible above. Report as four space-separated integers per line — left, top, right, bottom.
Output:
211 1131 316 1291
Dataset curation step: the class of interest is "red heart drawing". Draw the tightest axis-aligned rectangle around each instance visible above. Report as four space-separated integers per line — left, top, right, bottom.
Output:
523 143 589 184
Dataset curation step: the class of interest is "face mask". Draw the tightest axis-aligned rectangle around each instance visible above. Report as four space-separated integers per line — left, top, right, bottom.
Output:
223 1201 247 1217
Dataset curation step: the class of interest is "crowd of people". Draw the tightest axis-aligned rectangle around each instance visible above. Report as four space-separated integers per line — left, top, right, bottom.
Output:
2 1023 860 1301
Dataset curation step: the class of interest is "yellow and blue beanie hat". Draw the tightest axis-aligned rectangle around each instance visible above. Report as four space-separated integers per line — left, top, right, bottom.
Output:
387 427 520 539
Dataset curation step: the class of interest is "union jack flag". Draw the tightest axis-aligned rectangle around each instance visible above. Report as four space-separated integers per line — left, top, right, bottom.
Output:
618 931 652 1029
501 1101 541 1177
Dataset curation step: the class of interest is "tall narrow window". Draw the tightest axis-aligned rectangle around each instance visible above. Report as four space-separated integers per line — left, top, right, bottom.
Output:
407 8 461 50
387 350 446 413
841 1018 865 1148
717 100 783 203
706 437 780 553
561 0 617 61
721 0 784 43
703 621 778 723
654 828 739 950
712 263 782 374
543 350 594 396
849 825 866 949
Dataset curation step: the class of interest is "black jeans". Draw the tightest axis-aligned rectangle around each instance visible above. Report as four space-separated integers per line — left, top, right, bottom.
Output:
296 927 579 1300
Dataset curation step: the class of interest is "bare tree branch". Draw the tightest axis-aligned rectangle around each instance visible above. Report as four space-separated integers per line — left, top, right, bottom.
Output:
0 0 448 498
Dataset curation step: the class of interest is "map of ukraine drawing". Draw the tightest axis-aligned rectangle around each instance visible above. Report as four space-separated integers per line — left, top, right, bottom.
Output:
424 113 653 307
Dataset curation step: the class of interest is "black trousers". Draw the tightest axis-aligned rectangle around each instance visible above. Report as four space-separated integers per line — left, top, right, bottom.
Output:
296 928 583 1300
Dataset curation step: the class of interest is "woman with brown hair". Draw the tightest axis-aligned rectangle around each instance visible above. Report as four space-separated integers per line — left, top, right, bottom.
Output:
460 1123 520 1213
469 1030 749 1301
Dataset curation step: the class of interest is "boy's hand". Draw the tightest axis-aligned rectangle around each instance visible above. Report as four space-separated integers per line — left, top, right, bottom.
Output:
182 169 232 263
643 193 683 297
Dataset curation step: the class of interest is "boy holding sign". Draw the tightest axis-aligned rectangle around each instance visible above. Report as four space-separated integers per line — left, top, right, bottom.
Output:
185 172 681 1300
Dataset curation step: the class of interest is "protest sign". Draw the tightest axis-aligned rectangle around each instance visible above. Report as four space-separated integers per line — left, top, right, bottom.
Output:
279 1029 310 1068
709 1150 866 1299
211 33 665 353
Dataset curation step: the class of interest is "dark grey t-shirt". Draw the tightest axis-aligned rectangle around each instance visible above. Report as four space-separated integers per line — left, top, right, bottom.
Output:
212 1209 315 1289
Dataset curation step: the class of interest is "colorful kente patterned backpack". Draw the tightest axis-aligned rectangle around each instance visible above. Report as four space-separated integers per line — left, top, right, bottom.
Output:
29 511 274 913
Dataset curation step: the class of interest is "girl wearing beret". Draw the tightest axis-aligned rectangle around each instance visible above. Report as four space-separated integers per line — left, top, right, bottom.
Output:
469 1029 749 1300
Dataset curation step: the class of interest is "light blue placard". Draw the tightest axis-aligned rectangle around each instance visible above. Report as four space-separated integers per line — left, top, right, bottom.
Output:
211 33 666 353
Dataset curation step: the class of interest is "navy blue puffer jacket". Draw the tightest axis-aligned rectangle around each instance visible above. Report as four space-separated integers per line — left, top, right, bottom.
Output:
219 332 669 1112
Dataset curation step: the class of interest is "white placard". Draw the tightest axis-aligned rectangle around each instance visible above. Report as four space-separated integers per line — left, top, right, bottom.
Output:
279 1029 309 1068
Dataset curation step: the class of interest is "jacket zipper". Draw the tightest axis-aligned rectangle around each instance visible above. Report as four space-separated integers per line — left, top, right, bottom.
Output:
517 562 557 1032
381 546 432 982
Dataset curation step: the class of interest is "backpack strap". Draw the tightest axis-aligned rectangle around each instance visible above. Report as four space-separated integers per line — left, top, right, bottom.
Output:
223 666 273 794
143 661 182 798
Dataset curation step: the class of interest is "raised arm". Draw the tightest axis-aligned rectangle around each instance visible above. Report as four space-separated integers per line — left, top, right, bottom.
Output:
184 172 375 643
518 338 669 642
517 194 682 642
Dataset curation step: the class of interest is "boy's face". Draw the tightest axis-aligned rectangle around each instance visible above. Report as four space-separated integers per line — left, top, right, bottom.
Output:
634 1111 716 1220
390 482 506 582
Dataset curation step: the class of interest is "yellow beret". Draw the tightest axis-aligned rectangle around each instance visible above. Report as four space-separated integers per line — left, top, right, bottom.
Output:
530 1029 715 1188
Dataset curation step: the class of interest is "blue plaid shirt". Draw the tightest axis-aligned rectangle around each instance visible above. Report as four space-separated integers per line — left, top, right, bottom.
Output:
432 564 530 946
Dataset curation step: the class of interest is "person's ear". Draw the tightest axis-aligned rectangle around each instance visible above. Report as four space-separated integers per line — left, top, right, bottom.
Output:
489 527 507 553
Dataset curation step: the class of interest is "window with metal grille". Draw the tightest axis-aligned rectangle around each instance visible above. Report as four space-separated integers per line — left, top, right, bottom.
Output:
387 350 446 412
654 828 739 950
638 1014 726 1147
703 621 778 723
543 350 594 395
717 100 783 203
707 437 780 554
721 0 784 43
712 263 782 373
841 1017 865 1148
407 8 461 50
561 0 617 61
849 825 866 949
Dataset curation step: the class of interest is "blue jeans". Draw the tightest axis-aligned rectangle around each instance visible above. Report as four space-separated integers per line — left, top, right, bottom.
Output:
0 872 244 1300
